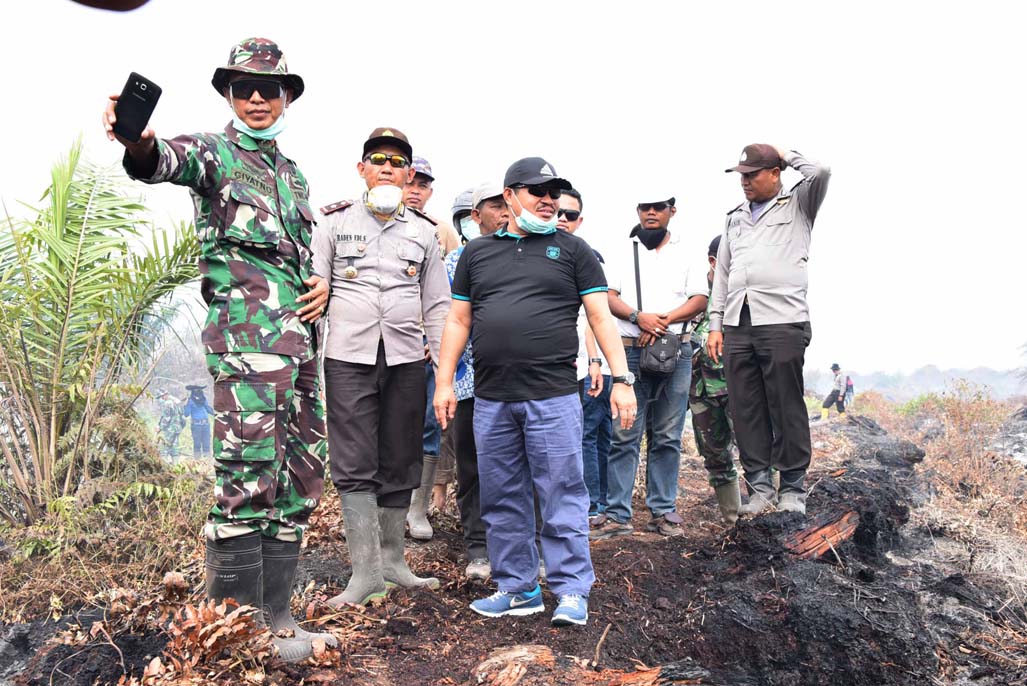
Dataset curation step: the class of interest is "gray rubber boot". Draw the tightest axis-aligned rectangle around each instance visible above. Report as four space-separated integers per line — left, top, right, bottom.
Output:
714 481 741 525
262 538 338 649
738 470 778 515
777 470 808 515
328 493 388 608
406 456 438 540
205 532 311 664
380 505 440 590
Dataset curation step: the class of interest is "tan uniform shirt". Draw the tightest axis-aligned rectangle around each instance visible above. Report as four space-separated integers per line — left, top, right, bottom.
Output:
709 150 831 331
312 200 450 366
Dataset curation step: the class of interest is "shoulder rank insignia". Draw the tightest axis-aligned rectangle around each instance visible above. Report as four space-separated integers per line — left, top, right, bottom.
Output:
727 202 745 215
320 200 353 215
406 206 438 226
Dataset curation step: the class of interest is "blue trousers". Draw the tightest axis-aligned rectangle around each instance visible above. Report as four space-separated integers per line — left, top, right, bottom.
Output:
474 393 595 597
423 361 441 457
191 419 211 458
581 375 612 514
605 341 692 523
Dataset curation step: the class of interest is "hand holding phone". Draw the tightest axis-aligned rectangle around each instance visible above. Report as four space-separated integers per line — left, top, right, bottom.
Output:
106 72 161 144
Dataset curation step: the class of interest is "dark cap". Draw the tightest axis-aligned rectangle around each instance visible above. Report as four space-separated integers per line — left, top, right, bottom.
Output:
708 235 722 258
503 157 572 190
725 143 783 174
831 363 841 371
363 127 413 160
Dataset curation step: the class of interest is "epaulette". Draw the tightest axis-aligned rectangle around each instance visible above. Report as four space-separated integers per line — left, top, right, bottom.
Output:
726 203 745 215
320 200 353 215
406 206 438 225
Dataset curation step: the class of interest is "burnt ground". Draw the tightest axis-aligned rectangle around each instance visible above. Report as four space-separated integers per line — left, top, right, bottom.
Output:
7 415 1027 685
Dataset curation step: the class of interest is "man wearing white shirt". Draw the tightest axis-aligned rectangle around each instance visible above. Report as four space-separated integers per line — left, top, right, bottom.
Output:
591 194 709 539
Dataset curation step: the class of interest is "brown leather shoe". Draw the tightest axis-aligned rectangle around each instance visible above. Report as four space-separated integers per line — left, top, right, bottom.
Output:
646 511 684 536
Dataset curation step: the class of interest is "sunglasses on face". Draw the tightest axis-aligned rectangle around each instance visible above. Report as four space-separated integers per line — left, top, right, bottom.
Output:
637 202 670 213
513 184 562 200
557 209 581 221
230 79 284 101
363 153 411 168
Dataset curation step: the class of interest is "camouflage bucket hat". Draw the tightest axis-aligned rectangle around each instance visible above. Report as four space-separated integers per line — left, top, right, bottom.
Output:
211 37 305 100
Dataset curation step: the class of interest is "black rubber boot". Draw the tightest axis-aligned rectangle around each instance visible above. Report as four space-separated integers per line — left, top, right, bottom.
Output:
380 506 440 590
262 538 338 650
204 532 311 664
328 492 388 607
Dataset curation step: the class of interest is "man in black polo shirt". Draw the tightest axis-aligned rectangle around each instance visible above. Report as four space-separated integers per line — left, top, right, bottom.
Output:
434 157 636 627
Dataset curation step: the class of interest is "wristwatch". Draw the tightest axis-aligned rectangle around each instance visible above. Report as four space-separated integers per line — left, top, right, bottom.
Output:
628 310 639 325
588 357 602 365
612 372 636 386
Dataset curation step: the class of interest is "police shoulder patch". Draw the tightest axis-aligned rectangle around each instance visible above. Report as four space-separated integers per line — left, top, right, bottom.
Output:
406 206 438 225
320 200 353 215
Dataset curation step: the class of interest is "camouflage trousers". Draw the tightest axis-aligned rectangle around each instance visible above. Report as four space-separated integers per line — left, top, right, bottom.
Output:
204 352 327 543
688 392 738 488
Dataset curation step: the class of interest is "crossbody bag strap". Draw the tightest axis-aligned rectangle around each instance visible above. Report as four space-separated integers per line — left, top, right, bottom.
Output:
633 241 643 312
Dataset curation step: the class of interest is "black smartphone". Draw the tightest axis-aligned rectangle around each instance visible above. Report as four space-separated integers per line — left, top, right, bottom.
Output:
113 72 161 143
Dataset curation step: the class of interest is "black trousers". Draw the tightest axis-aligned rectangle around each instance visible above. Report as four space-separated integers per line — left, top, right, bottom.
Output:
324 340 425 508
723 304 812 478
454 397 488 559
822 389 845 412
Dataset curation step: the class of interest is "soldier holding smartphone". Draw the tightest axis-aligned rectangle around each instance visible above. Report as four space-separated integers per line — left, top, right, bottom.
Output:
102 37 335 663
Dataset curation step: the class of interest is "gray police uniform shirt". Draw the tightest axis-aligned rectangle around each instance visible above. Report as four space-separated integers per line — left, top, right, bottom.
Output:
312 199 450 366
709 150 831 331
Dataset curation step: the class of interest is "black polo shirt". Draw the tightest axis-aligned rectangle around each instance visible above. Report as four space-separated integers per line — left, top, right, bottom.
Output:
451 227 607 402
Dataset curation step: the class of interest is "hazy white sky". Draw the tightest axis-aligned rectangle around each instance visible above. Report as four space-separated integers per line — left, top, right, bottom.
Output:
3 0 1025 375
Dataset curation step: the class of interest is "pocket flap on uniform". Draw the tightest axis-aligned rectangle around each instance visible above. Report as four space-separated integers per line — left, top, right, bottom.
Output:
225 182 282 248
397 240 425 262
337 242 368 259
298 202 315 224
214 381 276 412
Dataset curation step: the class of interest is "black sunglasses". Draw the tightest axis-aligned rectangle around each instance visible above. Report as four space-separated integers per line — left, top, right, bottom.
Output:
557 209 581 221
512 184 562 200
230 79 284 101
363 153 411 168
637 202 670 213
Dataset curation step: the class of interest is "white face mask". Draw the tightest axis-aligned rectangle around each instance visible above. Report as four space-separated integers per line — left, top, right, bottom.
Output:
365 185 403 216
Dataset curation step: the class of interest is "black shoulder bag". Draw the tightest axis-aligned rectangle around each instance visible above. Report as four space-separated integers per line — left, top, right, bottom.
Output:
633 242 679 376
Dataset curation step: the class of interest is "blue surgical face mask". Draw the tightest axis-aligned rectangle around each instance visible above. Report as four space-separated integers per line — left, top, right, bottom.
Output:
231 110 287 140
459 215 481 241
509 193 557 235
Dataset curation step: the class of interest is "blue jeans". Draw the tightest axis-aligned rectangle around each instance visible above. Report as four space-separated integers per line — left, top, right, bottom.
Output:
474 393 594 597
605 341 692 523
191 419 210 458
581 375 611 514
423 361 441 457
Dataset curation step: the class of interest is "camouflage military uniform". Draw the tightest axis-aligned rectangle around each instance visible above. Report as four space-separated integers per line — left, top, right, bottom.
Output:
124 43 325 544
689 302 738 489
157 395 185 458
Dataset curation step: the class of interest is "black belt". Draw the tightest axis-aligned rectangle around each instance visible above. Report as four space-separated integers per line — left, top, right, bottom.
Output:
621 334 690 348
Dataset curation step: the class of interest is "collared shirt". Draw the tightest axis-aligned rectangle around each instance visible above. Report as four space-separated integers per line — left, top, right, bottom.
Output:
312 201 450 366
451 227 607 402
709 150 831 331
125 123 316 359
832 371 845 393
444 245 475 401
608 232 708 338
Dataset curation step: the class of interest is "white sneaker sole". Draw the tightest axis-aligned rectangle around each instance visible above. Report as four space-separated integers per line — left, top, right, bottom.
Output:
470 602 545 618
551 612 588 626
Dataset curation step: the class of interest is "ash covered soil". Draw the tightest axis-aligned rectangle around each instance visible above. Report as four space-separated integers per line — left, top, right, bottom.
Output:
8 415 1027 685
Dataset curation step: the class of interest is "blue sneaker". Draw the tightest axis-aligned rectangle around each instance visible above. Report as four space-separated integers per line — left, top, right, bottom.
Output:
470 585 544 618
551 594 588 626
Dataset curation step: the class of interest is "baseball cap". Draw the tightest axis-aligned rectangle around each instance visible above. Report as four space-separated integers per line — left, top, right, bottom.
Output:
471 182 504 210
362 127 413 160
411 156 434 180
503 157 572 190
708 235 722 258
725 144 783 174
